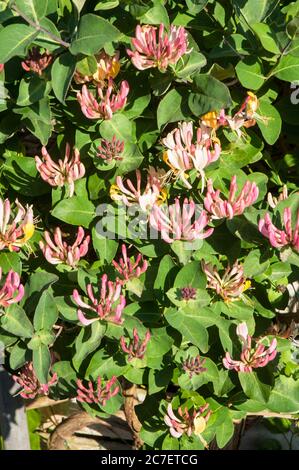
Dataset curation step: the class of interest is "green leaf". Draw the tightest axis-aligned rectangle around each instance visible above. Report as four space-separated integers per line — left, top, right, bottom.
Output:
51 52 76 104
17 76 51 106
34 291 58 331
220 133 263 170
233 0 279 24
99 114 134 142
157 88 190 128
0 252 21 275
267 376 299 413
14 0 48 22
86 349 129 380
252 23 280 54
33 344 51 384
52 196 95 228
92 227 118 264
139 1 169 27
0 24 38 63
188 74 232 116
215 408 234 449
73 321 106 371
175 50 207 79
21 98 52 145
186 0 208 15
1 304 34 339
3 154 50 196
164 308 209 353
238 371 271 403
9 341 28 369
272 54 299 82
174 261 206 289
235 58 265 90
70 13 121 56
257 100 281 144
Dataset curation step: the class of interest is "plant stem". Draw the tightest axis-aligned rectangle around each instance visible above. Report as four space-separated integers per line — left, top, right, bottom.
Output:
12 4 70 48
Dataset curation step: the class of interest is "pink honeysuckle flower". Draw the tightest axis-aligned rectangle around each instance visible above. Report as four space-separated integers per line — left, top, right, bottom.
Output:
110 167 167 212
21 47 53 75
267 185 289 209
0 269 24 308
127 24 189 71
97 135 124 162
204 175 259 219
73 274 126 325
0 198 35 252
180 286 197 300
35 144 85 197
201 260 251 302
112 244 148 283
182 355 207 378
74 50 121 85
223 322 278 372
77 78 129 120
76 375 119 406
40 226 90 268
149 198 214 243
162 121 221 189
120 328 151 361
258 207 299 252
164 403 211 442
12 362 58 399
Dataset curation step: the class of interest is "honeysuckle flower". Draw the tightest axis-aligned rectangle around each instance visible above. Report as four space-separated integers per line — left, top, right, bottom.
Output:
77 78 129 120
182 355 207 378
40 226 90 268
110 167 167 212
267 185 289 209
150 198 214 243
74 50 120 84
204 176 259 219
162 121 221 189
223 322 277 372
180 286 197 300
0 269 24 308
258 208 299 252
201 261 251 302
112 244 148 282
0 64 4 73
164 403 211 442
12 362 58 399
120 328 151 361
0 198 35 252
97 135 124 162
73 274 126 325
35 144 85 197
21 47 53 75
127 24 189 71
76 375 119 406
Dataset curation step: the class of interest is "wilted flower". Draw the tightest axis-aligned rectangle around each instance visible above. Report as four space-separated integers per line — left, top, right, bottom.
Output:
223 322 277 372
0 269 24 308
76 375 119 406
162 121 221 189
74 50 120 84
180 286 197 300
0 198 35 252
97 135 124 162
40 226 90 268
12 362 58 399
164 403 211 442
77 78 129 120
258 208 299 252
127 24 189 71
21 47 53 75
202 260 251 302
112 244 148 282
120 328 151 361
150 198 214 243
35 144 85 197
182 355 207 378
110 167 167 212
267 185 289 209
204 175 259 219
73 274 126 325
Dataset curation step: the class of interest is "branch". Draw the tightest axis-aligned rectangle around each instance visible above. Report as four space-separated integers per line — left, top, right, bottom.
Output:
12 4 71 48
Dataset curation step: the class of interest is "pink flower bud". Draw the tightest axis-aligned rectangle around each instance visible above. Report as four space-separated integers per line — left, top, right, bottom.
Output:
13 362 58 399
120 328 151 361
258 207 299 252
112 244 148 282
21 47 53 75
0 269 24 308
76 375 119 406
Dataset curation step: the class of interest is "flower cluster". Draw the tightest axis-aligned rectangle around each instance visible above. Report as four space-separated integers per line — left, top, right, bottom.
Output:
223 323 277 372
120 328 151 361
13 362 58 399
112 244 148 283
259 208 299 252
40 226 90 268
164 403 211 441
74 50 120 85
202 261 251 302
127 24 189 71
0 269 24 308
76 375 119 406
73 274 126 325
182 355 207 378
21 47 53 75
0 198 34 252
35 145 85 197
97 135 124 162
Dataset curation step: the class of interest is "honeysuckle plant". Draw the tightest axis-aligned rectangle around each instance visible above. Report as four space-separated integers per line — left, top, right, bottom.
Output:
0 0 298 452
